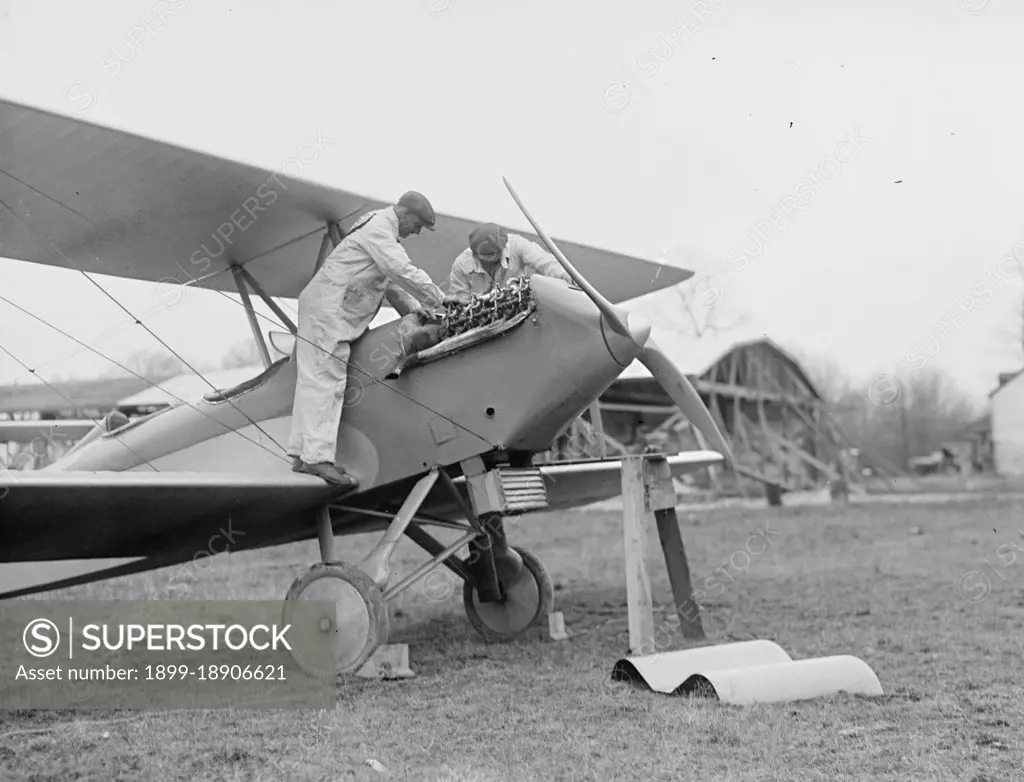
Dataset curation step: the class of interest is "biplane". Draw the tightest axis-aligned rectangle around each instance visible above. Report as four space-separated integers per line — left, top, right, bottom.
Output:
0 96 732 673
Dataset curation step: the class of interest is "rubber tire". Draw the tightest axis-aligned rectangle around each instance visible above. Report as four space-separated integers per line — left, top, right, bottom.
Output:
283 562 389 677
463 546 554 643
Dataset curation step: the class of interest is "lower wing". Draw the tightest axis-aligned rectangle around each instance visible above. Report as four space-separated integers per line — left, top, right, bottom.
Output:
0 452 723 597
0 471 338 597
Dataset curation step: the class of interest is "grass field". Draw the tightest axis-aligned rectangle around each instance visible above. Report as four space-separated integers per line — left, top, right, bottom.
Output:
3 492 1024 781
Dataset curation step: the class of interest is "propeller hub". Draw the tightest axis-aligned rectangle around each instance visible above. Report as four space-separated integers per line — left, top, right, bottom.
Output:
626 310 651 346
601 310 651 367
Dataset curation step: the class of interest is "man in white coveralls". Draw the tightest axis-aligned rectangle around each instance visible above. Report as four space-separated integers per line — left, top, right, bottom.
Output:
288 191 445 488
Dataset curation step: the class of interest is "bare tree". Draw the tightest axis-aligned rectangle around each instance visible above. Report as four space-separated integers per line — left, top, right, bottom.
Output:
832 366 980 470
795 351 853 405
119 349 184 382
672 280 749 338
649 245 749 339
901 368 978 454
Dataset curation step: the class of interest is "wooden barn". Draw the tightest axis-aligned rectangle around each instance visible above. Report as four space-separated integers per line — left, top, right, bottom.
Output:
544 328 873 499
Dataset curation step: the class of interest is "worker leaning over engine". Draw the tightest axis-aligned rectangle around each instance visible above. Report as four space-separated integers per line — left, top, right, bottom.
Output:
287 191 445 488
446 222 572 304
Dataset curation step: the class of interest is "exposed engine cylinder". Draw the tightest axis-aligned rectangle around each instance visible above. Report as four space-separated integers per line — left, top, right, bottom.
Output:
439 276 535 340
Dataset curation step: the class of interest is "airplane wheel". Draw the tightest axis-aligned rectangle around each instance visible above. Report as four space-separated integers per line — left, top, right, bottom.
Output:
283 562 389 676
463 547 554 642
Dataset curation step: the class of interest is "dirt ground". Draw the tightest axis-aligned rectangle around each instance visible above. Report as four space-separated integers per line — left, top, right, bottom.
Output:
2 492 1023 781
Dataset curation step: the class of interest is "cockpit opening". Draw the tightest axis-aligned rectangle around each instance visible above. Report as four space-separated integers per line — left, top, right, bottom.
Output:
203 358 289 403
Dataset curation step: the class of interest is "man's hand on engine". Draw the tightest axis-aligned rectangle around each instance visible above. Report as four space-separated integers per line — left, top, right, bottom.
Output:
413 307 442 326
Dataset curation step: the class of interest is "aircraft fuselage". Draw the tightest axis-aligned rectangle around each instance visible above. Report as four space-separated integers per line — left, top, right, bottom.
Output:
47 276 646 489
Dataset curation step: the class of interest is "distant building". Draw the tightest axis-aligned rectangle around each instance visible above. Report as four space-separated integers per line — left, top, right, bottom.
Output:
989 370 1024 476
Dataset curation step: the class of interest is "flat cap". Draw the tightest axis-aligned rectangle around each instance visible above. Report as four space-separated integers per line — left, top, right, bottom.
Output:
397 191 436 230
469 222 508 260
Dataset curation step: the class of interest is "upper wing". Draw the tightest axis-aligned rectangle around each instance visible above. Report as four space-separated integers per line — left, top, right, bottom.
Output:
0 96 691 303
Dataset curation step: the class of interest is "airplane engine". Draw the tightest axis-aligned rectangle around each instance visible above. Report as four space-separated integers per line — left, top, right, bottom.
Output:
439 276 535 339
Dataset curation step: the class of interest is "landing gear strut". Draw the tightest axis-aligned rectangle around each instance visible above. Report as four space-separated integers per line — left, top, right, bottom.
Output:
283 458 554 676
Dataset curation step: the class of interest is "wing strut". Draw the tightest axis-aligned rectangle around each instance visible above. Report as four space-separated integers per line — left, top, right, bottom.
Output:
313 234 333 276
235 266 297 334
226 219 347 345
314 220 345 275
231 265 272 369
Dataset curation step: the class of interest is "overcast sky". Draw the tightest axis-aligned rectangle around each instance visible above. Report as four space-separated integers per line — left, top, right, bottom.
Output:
1 0 1022 407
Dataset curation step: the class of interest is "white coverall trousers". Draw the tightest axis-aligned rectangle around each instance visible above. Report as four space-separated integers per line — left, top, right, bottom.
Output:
286 279 367 465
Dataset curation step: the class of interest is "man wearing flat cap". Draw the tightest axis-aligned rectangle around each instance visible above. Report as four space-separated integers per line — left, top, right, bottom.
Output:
288 191 445 487
446 222 572 304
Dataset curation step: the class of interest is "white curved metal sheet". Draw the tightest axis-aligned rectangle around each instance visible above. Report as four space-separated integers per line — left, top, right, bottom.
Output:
612 641 884 705
615 639 792 694
700 655 884 705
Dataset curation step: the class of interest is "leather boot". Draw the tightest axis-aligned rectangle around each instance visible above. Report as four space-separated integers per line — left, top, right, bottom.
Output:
296 461 358 490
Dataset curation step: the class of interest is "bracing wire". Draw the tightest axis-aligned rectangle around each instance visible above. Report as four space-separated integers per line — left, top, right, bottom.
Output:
0 293 296 465
0 193 292 462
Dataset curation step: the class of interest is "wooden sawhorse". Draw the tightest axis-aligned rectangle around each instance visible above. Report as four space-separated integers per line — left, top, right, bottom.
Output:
621 453 705 655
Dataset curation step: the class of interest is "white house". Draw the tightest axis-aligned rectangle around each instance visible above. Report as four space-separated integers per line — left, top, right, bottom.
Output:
989 370 1024 476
